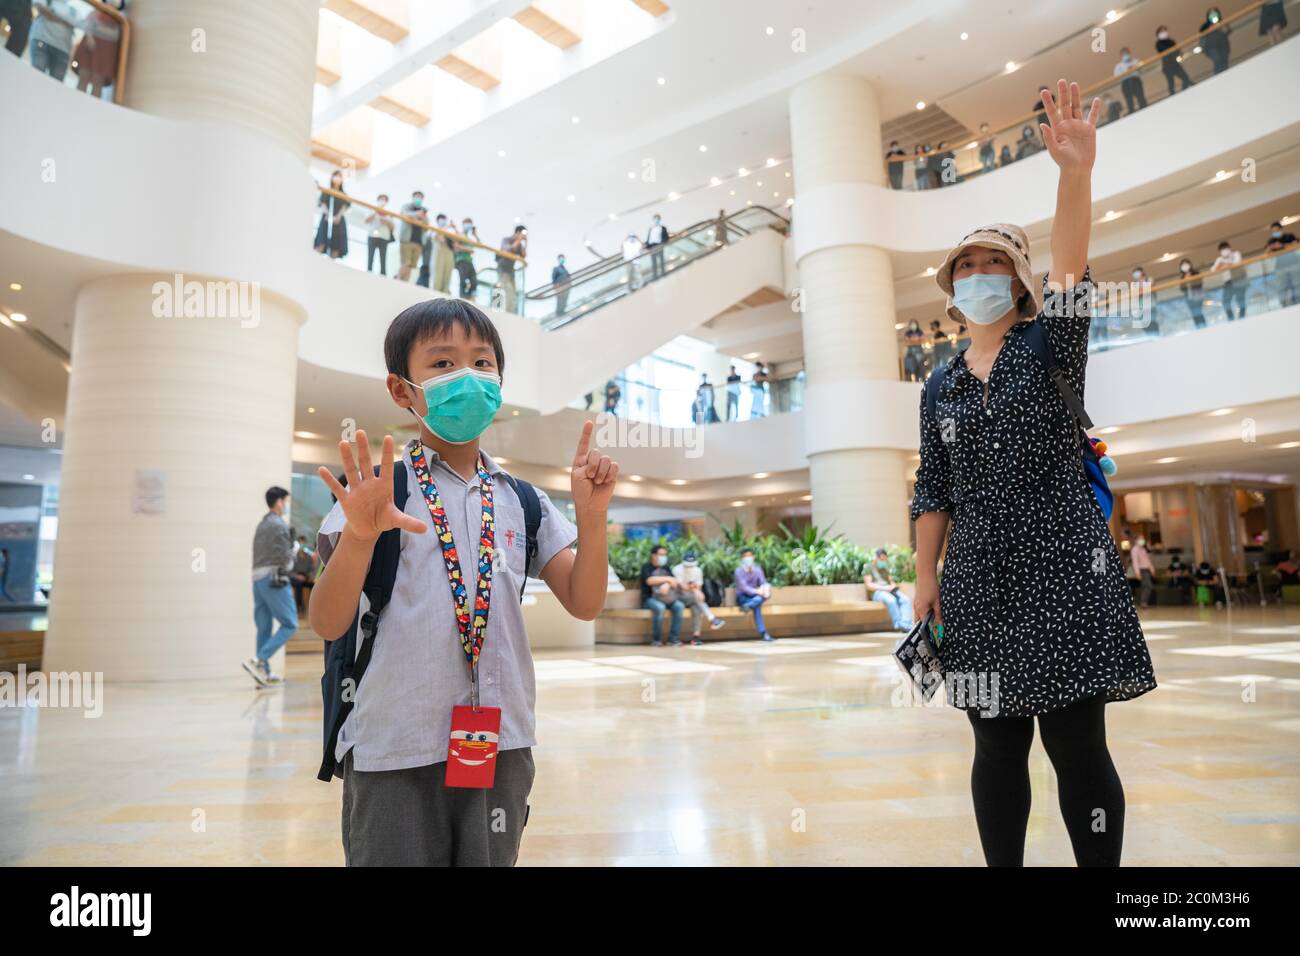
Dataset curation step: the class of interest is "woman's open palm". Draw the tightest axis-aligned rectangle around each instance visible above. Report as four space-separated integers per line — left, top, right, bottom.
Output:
1039 78 1100 171
317 431 427 543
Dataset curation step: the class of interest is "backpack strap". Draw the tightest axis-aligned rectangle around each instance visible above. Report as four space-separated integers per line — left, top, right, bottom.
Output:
317 463 408 782
499 471 542 603
1020 320 1094 430
923 363 950 422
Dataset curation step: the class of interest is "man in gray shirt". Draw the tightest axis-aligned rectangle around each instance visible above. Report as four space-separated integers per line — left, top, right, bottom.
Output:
244 485 298 686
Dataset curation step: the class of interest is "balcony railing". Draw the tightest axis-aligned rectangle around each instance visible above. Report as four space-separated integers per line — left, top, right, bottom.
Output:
583 371 805 429
5 0 130 103
898 244 1300 377
312 185 528 315
523 206 791 329
887 0 1297 191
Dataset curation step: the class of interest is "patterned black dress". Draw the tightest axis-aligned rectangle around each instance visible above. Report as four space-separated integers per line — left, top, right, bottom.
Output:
910 271 1156 717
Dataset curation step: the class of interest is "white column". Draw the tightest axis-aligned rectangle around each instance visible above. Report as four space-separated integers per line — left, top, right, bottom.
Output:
44 0 317 680
789 73 911 549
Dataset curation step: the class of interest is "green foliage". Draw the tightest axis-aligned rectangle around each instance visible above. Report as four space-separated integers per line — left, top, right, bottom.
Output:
607 524 915 587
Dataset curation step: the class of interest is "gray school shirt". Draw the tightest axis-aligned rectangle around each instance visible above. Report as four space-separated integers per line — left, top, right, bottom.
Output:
316 446 577 773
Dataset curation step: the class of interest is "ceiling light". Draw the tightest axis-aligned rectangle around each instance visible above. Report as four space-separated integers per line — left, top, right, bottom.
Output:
7 282 20 291
1155 457 1182 464
497 149 506 158
773 192 778 197
627 171 635 179
628 474 643 482
668 191 680 201
495 457 510 464
895 322 904 330
698 144 708 152
752 472 769 479
738 167 749 176
709 176 721 186
785 198 793 206
1106 10 1119 21
960 31 968 40
608 213 617 220
731 500 746 507
801 494 813 501
1277 441 1300 449
571 115 580 124
656 76 666 85
9 313 26 322
915 100 926 110
307 406 316 414
729 190 736 196
1097 425 1122 434
512 409 519 416
22 474 35 481
743 351 760 359
1157 251 1177 261
784 170 790 177
766 158 777 167
1207 407 1235 416
669 479 688 485
924 266 937 276
1005 61 1017 72
567 194 576 202
765 26 774 35
756 180 763 187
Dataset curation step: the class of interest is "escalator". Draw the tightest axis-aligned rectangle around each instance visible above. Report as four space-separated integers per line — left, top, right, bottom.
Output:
523 205 791 329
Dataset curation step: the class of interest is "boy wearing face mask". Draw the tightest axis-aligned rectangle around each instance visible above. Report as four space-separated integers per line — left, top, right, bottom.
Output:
913 80 1154 868
309 298 619 866
640 545 685 646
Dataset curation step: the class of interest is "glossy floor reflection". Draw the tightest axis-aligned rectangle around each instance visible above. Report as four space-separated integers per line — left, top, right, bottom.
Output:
2 606 1299 866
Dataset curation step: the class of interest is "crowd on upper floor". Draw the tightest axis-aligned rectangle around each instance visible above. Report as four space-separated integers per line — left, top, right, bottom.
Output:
3 0 127 98
885 2 1290 189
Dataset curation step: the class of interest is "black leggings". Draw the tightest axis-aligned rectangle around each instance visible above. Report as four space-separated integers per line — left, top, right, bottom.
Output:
967 695 1124 866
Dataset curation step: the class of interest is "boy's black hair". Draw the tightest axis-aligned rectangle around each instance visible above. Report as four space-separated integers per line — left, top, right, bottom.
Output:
741 547 755 556
384 298 506 381
650 544 668 554
266 486 290 509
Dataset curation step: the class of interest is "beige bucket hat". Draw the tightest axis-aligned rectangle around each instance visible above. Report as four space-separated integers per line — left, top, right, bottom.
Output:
935 223 1039 324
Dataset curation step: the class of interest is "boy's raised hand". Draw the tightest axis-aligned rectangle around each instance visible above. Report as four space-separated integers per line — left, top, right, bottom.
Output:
317 431 427 544
570 420 619 516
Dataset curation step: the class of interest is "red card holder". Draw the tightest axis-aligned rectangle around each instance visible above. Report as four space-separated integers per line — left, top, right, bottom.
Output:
444 705 502 789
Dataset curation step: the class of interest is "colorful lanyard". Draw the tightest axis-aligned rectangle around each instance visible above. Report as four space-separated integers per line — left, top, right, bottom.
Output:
408 440 496 707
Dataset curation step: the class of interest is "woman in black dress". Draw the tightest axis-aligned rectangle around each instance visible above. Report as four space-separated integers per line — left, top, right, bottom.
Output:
912 80 1155 867
314 168 350 259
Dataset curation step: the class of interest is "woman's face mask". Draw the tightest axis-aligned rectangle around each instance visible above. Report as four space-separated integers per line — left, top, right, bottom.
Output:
653 554 667 567
404 367 502 445
1180 263 1192 273
1157 30 1169 40
952 273 1016 325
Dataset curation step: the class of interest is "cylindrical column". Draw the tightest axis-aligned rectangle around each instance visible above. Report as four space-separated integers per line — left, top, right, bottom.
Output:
45 0 316 679
124 0 318 158
789 73 911 548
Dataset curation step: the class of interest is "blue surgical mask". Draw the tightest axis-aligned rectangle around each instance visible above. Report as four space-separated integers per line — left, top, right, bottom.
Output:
952 273 1016 325
741 556 754 568
404 367 502 445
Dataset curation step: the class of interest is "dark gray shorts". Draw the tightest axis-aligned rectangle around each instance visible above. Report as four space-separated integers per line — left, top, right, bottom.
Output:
341 747 535 867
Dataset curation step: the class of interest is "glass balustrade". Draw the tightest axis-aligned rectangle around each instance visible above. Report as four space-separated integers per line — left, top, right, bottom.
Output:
310 189 528 315
580 372 805 429
524 206 791 328
887 0 1298 191
896 245 1300 377
5 0 129 102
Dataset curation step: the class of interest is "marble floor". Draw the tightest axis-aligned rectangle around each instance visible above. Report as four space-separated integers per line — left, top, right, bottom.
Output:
2 605 1299 866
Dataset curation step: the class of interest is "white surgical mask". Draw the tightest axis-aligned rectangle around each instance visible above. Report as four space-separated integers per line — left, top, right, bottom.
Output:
952 273 1016 325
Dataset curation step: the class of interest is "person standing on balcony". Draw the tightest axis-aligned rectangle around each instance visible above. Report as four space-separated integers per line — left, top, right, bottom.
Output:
1260 0 1288 44
314 170 350 260
977 124 996 173
497 225 527 313
1265 221 1297 307
1154 25 1194 97
930 320 956 368
1199 8 1231 75
734 549 775 642
603 379 621 416
1114 47 1147 114
645 213 669 279
1178 258 1206 328
913 145 931 190
455 217 480 298
903 320 927 382
364 195 393 276
551 253 571 317
431 214 455 294
397 191 426 282
1212 240 1247 320
72 0 123 99
1130 266 1160 337
28 0 80 82
886 140 906 189
693 373 718 424
725 365 742 420
912 80 1155 867
750 362 769 416
1 0 33 56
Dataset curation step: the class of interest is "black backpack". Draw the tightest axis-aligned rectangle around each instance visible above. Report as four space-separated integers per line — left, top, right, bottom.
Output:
316 464 542 782
702 577 725 608
923 320 1114 519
